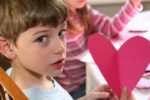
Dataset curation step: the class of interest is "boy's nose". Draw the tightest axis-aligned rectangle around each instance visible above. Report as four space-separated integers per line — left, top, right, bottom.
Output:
53 40 65 55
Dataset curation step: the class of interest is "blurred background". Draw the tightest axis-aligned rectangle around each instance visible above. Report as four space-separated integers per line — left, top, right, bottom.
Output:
88 0 150 16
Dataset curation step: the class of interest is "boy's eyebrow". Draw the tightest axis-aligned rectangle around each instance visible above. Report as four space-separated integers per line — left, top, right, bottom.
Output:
33 30 50 35
32 23 67 35
33 29 52 35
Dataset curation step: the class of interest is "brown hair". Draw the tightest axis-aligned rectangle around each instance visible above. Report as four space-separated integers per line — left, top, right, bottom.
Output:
0 0 68 43
67 5 92 36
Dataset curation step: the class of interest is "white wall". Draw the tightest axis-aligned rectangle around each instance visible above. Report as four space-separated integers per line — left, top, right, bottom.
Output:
88 0 150 16
88 0 149 5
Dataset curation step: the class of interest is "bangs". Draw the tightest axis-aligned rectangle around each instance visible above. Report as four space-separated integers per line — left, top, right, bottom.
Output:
0 0 68 42
24 0 68 27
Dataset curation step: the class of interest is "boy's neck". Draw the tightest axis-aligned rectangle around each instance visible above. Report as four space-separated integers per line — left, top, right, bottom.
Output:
11 65 54 90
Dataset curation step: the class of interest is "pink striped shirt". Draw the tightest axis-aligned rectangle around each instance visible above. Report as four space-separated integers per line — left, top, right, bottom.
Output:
55 1 142 93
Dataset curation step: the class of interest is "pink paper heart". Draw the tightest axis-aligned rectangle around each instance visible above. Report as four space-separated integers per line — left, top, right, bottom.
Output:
88 33 150 98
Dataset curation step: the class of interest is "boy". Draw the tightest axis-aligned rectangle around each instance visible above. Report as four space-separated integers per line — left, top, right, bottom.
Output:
0 0 72 99
0 0 134 99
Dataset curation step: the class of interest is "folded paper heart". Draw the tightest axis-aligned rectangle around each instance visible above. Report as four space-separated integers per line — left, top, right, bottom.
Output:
88 33 150 98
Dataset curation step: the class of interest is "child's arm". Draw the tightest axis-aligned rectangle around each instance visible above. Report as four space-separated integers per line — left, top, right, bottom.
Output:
89 0 142 38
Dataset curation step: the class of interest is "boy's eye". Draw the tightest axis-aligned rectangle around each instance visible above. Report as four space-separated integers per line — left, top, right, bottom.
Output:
36 35 48 43
58 29 67 37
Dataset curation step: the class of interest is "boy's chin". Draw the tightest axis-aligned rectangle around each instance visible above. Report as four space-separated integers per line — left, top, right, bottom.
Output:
50 68 63 77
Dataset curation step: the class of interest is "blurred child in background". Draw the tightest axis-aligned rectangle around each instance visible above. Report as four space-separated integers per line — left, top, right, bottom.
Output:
55 0 142 99
0 0 135 99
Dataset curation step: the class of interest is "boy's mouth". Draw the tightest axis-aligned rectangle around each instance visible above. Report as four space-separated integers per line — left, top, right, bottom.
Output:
51 59 65 68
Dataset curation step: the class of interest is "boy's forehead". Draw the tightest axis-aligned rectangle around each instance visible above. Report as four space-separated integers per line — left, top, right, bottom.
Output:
24 22 67 34
38 21 67 28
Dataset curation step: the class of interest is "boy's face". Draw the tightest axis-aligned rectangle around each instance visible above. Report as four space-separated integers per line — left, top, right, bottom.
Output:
11 23 67 77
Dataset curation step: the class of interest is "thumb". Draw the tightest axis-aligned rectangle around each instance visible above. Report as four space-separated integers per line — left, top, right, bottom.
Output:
120 87 128 100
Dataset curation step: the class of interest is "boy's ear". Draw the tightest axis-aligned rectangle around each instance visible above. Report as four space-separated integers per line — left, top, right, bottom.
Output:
0 37 16 59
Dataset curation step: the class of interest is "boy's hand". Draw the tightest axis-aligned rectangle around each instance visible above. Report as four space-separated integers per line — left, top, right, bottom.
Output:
120 87 135 100
78 84 117 100
78 85 135 100
130 0 142 8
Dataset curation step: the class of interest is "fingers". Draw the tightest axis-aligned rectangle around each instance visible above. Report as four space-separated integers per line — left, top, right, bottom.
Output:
89 92 110 99
94 84 111 92
120 87 128 100
94 85 135 100
95 92 110 99
79 92 110 100
94 85 118 100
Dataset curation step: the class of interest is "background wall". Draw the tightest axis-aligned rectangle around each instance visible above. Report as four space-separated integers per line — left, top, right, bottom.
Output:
88 0 150 16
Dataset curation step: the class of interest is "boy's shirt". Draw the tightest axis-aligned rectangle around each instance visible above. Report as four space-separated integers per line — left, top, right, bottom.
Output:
6 68 73 100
